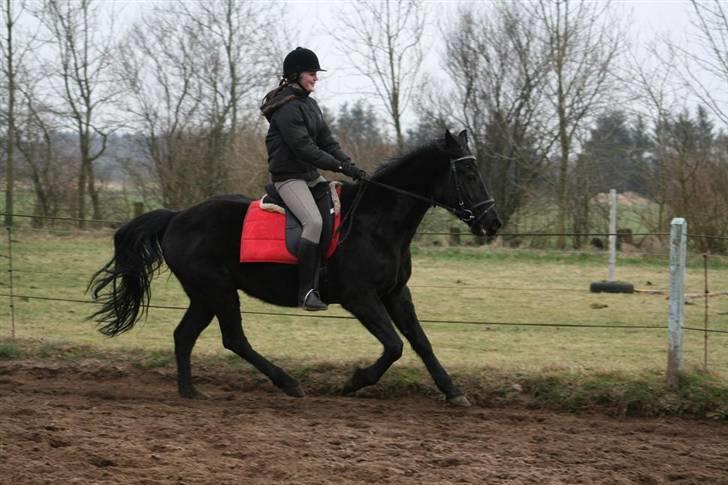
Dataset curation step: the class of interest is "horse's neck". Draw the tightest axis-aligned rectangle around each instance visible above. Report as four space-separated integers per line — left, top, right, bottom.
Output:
372 190 430 236
357 159 442 245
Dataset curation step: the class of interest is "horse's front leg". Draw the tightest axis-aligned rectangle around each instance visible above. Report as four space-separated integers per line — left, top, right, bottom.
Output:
383 286 470 407
340 293 404 395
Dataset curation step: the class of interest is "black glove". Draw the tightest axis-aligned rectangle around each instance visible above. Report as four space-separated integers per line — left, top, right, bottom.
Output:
340 160 367 180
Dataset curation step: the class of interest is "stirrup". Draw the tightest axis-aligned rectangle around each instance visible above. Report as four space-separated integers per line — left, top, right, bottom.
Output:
302 289 327 311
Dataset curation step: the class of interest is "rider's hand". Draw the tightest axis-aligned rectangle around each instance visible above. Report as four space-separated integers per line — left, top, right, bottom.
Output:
340 160 368 180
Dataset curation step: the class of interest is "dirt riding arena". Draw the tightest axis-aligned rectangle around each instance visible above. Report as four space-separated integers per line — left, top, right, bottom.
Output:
2 360 727 484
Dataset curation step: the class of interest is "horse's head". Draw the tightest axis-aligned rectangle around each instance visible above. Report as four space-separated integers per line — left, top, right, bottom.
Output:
433 130 502 237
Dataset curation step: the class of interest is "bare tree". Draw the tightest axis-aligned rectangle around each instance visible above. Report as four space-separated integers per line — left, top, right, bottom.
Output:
116 6 205 208
632 15 728 251
529 0 623 248
117 0 280 207
626 42 685 235
436 1 623 244
37 0 120 227
334 0 426 150
442 2 550 229
174 0 279 192
655 108 728 253
676 1 728 126
0 0 31 226
14 83 73 226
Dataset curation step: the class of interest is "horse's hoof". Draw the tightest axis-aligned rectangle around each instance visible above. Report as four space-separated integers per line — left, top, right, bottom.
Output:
447 395 471 407
342 377 363 395
282 383 305 398
179 388 209 400
342 367 366 395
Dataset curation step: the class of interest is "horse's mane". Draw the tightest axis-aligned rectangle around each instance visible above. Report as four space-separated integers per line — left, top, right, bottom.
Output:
371 139 443 181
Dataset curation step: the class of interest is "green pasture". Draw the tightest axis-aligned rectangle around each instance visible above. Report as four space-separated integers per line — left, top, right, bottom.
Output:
1 228 727 417
1 227 727 373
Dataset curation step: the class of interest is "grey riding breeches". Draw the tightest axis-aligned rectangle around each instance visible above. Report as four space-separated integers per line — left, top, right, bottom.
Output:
274 177 326 244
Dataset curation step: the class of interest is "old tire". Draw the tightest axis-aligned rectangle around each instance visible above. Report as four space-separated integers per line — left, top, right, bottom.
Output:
590 281 634 294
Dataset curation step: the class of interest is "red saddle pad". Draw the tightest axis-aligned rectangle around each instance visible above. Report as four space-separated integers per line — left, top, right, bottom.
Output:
239 200 341 264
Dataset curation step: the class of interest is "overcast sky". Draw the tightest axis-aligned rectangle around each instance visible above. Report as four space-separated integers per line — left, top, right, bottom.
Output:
101 0 711 133
280 0 700 132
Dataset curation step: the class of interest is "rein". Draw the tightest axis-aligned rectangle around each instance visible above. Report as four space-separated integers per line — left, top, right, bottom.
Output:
337 181 368 245
361 155 495 223
337 155 496 245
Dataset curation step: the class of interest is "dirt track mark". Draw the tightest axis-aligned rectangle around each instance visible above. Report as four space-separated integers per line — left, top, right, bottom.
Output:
1 359 727 484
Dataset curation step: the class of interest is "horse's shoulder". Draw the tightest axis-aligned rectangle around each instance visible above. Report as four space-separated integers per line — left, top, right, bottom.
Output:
337 181 362 201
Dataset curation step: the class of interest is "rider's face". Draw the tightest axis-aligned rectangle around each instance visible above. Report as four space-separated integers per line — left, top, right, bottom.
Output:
299 71 317 92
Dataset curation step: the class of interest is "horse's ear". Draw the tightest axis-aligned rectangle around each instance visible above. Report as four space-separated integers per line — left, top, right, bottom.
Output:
458 129 468 144
444 130 458 149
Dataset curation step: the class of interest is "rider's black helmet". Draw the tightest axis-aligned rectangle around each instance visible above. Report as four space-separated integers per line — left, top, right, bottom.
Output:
283 47 326 81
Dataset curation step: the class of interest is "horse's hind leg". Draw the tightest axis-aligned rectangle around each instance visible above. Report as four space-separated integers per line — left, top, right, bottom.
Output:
174 300 214 398
215 290 304 397
383 286 469 407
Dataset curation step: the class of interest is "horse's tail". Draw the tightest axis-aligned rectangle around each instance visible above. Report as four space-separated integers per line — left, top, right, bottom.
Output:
88 209 177 337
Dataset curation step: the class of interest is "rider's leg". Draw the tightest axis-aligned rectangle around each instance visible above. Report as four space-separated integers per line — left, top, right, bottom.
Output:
274 178 327 310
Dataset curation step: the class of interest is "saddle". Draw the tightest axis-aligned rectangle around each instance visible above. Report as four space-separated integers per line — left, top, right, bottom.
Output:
240 181 342 264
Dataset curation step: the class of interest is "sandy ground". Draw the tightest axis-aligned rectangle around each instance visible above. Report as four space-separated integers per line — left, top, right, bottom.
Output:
1 359 727 484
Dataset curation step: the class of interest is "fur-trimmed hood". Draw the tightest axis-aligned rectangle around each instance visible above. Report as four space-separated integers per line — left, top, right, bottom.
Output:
260 83 308 121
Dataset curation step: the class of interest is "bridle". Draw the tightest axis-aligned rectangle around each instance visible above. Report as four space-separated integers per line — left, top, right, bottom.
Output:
447 155 497 226
361 154 496 225
337 154 496 245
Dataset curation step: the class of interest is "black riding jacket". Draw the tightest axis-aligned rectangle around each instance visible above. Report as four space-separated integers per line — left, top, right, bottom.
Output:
261 83 350 182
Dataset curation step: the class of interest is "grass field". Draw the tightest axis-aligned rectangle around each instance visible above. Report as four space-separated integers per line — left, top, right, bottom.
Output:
1 227 727 416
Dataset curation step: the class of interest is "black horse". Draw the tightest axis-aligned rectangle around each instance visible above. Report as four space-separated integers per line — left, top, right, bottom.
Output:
89 130 501 406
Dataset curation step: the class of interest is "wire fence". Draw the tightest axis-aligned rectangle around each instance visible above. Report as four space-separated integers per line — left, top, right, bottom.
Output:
5 212 728 239
3 292 703 331
1 212 727 376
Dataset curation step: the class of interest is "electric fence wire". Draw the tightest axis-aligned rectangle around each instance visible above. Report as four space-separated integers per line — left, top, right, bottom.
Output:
4 212 728 241
1 292 726 334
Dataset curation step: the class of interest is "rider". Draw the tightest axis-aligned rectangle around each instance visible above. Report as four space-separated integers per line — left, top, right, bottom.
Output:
260 47 366 311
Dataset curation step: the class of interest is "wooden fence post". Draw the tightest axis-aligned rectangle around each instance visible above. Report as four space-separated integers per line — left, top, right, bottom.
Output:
449 227 460 246
133 202 145 218
5 225 15 339
666 217 687 388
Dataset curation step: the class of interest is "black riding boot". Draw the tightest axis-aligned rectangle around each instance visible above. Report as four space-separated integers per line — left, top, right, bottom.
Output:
297 239 327 311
